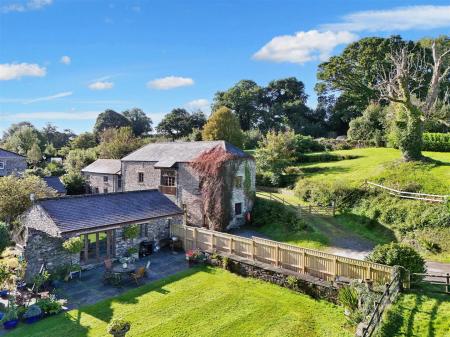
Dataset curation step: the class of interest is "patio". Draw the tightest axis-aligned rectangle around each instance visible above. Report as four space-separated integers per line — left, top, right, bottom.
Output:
54 248 188 310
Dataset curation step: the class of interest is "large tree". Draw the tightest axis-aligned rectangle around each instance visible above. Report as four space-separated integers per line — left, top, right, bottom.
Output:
69 132 97 150
93 109 131 136
202 107 244 147
122 108 153 136
156 108 206 140
64 148 97 173
98 127 143 159
213 80 263 131
41 123 75 148
2 124 42 155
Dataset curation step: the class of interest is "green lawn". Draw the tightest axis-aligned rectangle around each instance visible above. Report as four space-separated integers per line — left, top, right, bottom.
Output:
377 291 450 337
296 148 450 193
9 267 352 337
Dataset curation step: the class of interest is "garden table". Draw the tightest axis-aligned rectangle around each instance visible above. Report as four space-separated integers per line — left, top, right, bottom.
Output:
112 264 136 284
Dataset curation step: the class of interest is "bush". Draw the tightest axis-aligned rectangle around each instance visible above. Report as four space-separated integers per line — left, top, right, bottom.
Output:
62 237 84 254
338 286 358 312
23 304 42 319
366 243 426 274
61 172 85 195
252 198 305 231
316 138 358 151
0 222 10 255
347 104 388 147
294 134 324 154
36 295 63 315
297 152 358 163
422 132 450 152
242 129 263 150
107 318 131 334
123 225 139 240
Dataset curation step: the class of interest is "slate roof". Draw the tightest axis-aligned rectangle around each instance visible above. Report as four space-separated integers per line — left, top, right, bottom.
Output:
43 177 67 194
81 159 121 174
0 148 25 158
37 190 183 234
122 141 250 167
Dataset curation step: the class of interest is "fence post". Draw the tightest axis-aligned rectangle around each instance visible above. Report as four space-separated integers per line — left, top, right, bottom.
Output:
332 201 336 216
211 232 214 251
333 257 338 277
446 273 449 294
302 251 306 273
309 205 312 214
229 237 233 254
275 244 280 267
252 240 255 260
367 265 371 280
193 227 197 249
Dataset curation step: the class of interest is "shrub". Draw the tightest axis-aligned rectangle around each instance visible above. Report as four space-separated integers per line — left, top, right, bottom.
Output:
422 132 450 152
107 318 131 335
0 222 10 255
297 152 358 163
294 134 324 154
62 237 84 254
242 129 263 150
252 198 304 231
347 104 388 147
338 286 358 312
32 270 50 293
316 138 357 151
366 243 426 274
36 295 63 315
123 225 139 240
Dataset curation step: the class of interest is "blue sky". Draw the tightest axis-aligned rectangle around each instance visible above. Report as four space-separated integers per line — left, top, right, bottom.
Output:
1 0 450 135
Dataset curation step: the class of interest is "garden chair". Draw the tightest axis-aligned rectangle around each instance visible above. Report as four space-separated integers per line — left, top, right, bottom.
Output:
131 267 146 285
144 260 151 276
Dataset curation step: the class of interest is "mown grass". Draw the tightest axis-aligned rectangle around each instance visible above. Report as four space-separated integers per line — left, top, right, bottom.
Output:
377 291 450 337
9 266 352 337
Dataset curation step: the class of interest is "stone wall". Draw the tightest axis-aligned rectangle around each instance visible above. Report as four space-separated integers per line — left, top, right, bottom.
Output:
23 228 77 283
177 163 203 226
0 157 27 176
204 252 339 303
83 172 121 193
114 215 183 256
122 161 160 192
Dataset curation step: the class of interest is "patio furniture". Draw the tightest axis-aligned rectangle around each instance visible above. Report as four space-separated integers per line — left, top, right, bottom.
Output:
112 264 136 285
144 260 151 276
170 236 182 252
131 267 146 285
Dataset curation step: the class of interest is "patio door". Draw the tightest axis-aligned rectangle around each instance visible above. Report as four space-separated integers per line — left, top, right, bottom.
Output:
80 230 114 264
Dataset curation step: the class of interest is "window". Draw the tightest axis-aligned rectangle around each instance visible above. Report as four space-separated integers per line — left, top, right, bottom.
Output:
117 176 122 188
161 170 176 186
95 187 99 194
138 172 144 183
234 176 243 188
0 161 4 170
103 176 108 182
103 188 108 194
85 174 90 180
234 202 242 216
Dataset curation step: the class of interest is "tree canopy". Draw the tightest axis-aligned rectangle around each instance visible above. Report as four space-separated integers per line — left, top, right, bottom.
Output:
98 127 143 159
202 107 244 147
122 108 153 136
93 109 131 136
156 108 206 140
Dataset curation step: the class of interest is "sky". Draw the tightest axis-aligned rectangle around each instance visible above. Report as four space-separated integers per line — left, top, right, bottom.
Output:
1 0 450 135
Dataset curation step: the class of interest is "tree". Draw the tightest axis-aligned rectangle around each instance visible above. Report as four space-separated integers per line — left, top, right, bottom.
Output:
0 222 9 255
0 176 56 222
1 121 35 142
93 109 131 136
61 172 85 195
41 123 75 148
2 124 41 155
213 80 263 131
156 108 203 140
27 143 43 166
122 108 153 136
375 40 450 160
98 127 143 159
202 107 244 147
44 143 58 158
69 132 97 149
64 148 97 173
254 130 297 185
347 104 387 146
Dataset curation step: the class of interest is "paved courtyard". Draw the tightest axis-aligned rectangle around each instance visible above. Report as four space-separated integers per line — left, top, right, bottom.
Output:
54 248 188 310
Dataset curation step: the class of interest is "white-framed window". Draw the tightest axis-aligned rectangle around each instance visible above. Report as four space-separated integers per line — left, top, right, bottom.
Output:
0 161 4 170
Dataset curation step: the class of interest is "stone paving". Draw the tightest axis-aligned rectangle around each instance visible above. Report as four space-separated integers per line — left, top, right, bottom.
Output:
54 248 188 310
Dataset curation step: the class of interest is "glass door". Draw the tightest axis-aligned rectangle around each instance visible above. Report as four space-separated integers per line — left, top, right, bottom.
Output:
80 230 113 264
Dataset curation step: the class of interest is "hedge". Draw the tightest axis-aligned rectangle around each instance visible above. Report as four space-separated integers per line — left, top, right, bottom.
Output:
422 132 450 152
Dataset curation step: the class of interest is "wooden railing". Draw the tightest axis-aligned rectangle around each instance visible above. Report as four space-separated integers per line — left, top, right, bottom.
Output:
159 185 176 195
366 181 449 203
170 224 393 283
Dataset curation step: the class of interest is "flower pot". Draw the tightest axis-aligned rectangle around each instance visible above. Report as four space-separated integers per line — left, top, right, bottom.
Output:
3 319 19 329
0 289 9 298
25 315 42 324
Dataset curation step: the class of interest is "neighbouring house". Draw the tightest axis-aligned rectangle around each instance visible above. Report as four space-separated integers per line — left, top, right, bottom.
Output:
81 159 122 194
0 148 27 177
18 190 183 282
43 176 67 195
121 141 256 229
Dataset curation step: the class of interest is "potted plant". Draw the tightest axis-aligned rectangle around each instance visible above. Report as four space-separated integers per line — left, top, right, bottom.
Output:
1 302 19 330
107 318 131 337
36 295 64 316
127 247 139 261
23 304 42 324
32 270 50 295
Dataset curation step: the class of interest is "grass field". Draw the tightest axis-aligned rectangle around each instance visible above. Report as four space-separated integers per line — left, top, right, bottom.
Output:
377 291 450 337
9 267 352 337
296 148 450 193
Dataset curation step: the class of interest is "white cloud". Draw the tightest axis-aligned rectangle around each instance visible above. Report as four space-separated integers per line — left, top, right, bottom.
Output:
60 56 71 65
322 5 450 32
88 81 114 90
253 30 357 65
1 0 52 13
0 111 100 121
24 91 73 104
147 76 194 90
0 63 46 80
185 99 210 112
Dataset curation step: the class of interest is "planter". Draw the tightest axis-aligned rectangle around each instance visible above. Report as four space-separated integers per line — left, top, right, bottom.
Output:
16 281 27 291
3 319 19 329
131 253 139 260
25 315 42 324
0 289 9 298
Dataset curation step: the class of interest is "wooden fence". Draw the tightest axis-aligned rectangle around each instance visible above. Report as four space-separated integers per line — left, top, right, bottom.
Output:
256 191 335 216
361 267 402 337
170 224 393 284
366 181 449 203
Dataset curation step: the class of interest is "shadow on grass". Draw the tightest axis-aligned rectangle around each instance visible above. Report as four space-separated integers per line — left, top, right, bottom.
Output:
301 166 351 177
